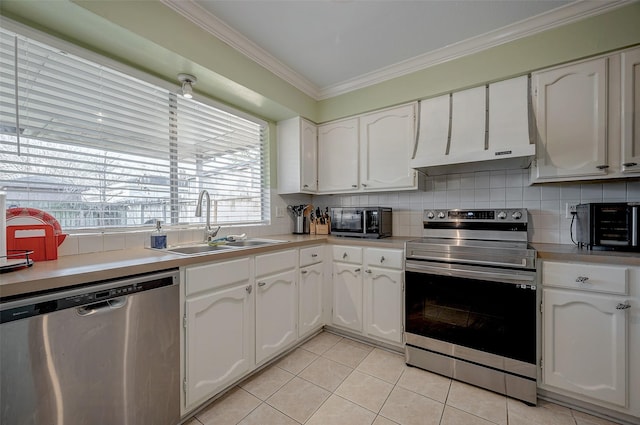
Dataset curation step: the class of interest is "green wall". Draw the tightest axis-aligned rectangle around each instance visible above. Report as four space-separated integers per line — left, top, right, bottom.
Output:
1 0 639 125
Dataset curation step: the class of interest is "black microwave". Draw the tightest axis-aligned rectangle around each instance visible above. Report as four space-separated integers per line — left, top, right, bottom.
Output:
330 207 392 238
576 203 639 251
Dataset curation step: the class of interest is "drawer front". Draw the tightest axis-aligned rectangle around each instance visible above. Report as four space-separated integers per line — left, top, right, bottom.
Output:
255 249 297 277
185 257 250 296
542 261 629 295
300 245 324 267
364 248 403 270
332 245 363 264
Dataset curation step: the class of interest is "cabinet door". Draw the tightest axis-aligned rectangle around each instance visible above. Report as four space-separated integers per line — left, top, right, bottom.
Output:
622 47 640 173
359 103 417 190
255 269 297 364
332 262 363 332
299 262 323 338
185 282 254 408
318 118 359 192
532 58 609 180
543 288 627 406
365 267 403 344
301 119 318 191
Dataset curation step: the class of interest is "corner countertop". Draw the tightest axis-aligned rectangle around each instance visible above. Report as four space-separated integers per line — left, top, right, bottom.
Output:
3 236 637 299
0 235 412 299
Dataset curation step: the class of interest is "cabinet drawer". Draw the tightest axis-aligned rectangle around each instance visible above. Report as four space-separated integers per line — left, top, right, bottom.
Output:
300 245 324 267
332 245 363 264
185 257 250 296
255 249 297 277
542 261 629 295
364 248 403 270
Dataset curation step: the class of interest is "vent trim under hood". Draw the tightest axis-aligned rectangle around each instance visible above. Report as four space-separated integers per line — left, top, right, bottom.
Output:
410 75 535 175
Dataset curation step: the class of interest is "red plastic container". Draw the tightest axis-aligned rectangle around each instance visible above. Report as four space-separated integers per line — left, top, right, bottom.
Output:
6 224 59 261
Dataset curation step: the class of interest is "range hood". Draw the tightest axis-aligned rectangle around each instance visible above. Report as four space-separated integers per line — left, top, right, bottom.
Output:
410 76 535 175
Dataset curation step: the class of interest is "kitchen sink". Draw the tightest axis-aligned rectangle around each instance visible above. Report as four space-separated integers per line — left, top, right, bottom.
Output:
165 244 235 255
224 239 283 247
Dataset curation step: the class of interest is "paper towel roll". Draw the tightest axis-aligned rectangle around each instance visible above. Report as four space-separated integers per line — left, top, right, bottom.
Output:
0 191 6 264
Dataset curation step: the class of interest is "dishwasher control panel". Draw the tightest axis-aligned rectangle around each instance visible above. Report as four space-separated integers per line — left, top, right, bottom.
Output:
1 270 178 324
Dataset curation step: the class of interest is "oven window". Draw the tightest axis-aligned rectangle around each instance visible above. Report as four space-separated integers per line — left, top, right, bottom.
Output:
405 270 536 364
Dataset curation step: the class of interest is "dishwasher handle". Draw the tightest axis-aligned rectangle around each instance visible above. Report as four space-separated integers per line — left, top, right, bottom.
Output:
77 296 127 317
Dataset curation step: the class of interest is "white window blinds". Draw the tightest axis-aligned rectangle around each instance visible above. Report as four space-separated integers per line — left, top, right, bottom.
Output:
0 28 269 230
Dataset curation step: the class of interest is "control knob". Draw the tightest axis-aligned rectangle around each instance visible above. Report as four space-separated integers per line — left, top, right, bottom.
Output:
437 211 446 219
497 211 507 220
512 211 523 220
426 211 435 219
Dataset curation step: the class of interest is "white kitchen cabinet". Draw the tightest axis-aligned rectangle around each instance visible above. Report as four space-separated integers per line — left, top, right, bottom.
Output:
298 245 324 338
255 250 298 364
541 261 634 409
363 248 404 344
331 245 404 346
277 117 318 194
621 47 640 174
532 57 609 181
318 118 359 193
359 103 419 191
183 258 254 410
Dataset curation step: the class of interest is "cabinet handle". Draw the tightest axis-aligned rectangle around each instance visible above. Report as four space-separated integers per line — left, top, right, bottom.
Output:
365 269 372 274
258 281 266 287
575 276 589 283
380 256 385 263
301 270 308 274
623 162 638 167
311 254 318 257
303 184 309 188
351 184 357 188
616 303 631 310
343 252 348 259
596 164 609 170
355 268 361 272
246 285 252 294
362 183 368 187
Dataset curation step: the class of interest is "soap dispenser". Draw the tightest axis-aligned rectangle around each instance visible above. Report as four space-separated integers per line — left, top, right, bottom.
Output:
150 219 167 249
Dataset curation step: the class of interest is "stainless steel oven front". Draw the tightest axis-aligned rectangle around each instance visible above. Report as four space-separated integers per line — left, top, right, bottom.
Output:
404 208 538 405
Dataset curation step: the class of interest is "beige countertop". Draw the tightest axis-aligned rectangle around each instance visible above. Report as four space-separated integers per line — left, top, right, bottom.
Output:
2 236 637 299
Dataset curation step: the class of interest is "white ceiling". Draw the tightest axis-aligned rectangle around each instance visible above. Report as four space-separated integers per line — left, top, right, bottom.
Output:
162 0 627 99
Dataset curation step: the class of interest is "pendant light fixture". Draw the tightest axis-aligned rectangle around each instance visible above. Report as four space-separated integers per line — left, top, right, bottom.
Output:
177 73 197 99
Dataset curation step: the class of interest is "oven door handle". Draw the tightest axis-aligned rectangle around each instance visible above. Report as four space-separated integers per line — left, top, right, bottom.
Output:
405 261 536 285
406 254 528 269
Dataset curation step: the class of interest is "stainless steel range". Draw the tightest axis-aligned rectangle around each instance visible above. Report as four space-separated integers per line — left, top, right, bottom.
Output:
405 208 538 405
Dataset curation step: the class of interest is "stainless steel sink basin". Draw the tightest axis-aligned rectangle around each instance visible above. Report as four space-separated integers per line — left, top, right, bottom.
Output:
166 244 234 255
224 239 280 247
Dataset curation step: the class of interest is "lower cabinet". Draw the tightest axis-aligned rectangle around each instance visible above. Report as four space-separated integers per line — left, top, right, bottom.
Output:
331 245 404 346
541 260 637 414
299 262 324 338
183 258 254 410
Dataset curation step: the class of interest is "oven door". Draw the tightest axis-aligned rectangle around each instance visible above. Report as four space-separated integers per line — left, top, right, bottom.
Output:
405 260 537 365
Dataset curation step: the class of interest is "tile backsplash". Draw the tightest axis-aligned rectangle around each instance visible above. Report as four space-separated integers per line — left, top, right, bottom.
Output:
314 170 640 245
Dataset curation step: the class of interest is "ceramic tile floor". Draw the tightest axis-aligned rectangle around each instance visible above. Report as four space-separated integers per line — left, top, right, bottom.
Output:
184 332 623 425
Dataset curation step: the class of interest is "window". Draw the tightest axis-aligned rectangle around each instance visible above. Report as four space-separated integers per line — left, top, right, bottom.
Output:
0 27 269 231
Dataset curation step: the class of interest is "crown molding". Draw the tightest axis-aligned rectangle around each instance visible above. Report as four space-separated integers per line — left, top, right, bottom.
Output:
160 0 321 99
162 0 635 101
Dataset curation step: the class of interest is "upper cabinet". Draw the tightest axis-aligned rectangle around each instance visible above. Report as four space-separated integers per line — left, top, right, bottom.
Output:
317 118 360 193
410 76 534 173
622 47 640 173
317 103 421 194
531 46 640 183
277 117 318 194
359 103 419 191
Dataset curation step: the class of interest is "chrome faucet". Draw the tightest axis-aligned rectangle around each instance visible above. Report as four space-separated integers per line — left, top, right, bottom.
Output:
195 189 221 242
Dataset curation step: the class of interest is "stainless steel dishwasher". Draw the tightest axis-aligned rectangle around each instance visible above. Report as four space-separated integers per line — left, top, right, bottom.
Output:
0 269 180 425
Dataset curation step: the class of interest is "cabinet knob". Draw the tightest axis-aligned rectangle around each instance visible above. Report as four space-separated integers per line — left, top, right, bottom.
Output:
623 162 638 167
575 276 590 283
303 184 309 188
351 184 357 188
616 303 631 310
246 285 252 294
365 269 372 274
343 252 348 259
355 268 361 272
380 256 385 263
258 281 266 287
311 253 318 257
362 183 368 187
301 270 308 274
596 164 609 170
